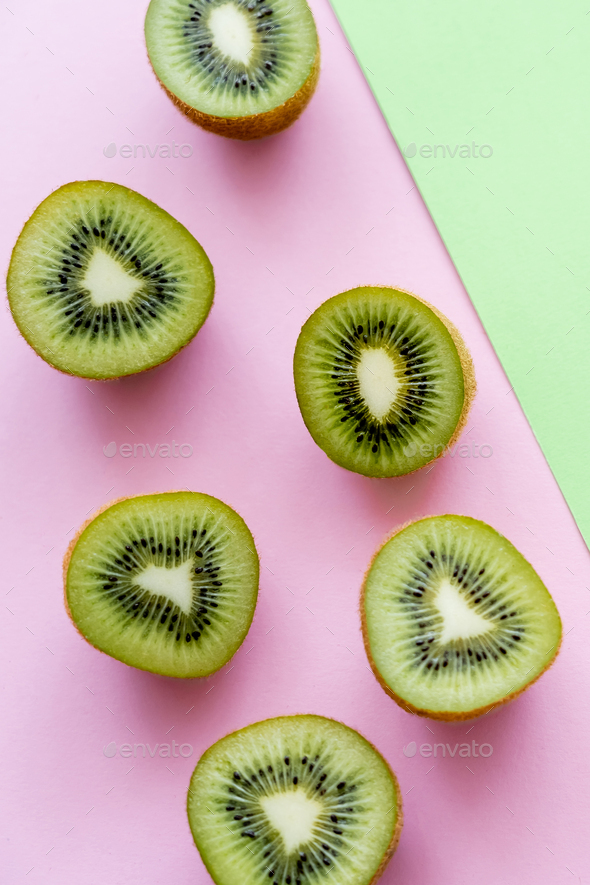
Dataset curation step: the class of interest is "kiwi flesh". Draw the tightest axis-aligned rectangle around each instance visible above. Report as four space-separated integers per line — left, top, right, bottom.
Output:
187 715 402 885
145 0 319 140
293 287 475 478
7 181 214 379
64 492 259 678
362 515 562 721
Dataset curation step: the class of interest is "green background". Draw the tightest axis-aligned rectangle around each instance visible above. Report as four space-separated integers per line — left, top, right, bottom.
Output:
329 0 590 546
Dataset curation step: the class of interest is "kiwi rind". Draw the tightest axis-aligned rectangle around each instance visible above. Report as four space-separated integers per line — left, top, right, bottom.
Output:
293 286 476 478
361 515 562 721
7 180 215 379
63 490 259 678
420 295 475 456
153 47 320 141
187 714 403 885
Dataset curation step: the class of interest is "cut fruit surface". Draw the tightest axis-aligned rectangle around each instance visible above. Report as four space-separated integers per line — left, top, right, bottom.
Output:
293 287 474 477
145 0 319 139
64 492 259 677
362 515 562 720
7 181 215 379
188 715 402 885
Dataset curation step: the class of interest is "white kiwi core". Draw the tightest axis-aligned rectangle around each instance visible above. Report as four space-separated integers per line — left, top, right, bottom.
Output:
136 559 195 615
435 579 492 644
356 347 401 420
82 248 143 307
208 4 254 65
259 790 323 854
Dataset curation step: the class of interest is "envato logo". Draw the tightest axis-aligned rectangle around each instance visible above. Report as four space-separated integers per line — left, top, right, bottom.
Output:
103 142 194 159
103 441 194 459
403 740 493 759
404 141 493 160
403 441 493 459
103 740 193 759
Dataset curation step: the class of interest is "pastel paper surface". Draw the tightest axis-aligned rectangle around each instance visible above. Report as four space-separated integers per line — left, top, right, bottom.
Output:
0 1 588 883
330 0 590 547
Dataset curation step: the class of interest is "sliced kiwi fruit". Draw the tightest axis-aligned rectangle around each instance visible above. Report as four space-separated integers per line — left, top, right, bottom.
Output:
7 181 214 379
293 287 475 478
64 492 259 678
362 515 562 720
187 715 402 885
145 0 319 140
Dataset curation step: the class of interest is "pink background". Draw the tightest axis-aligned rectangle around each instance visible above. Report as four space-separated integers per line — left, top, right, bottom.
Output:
1 1 589 882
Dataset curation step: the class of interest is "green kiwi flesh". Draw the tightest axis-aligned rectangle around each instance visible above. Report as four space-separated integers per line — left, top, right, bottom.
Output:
187 715 402 885
7 181 214 379
64 492 259 678
145 0 319 140
293 287 474 477
362 515 562 720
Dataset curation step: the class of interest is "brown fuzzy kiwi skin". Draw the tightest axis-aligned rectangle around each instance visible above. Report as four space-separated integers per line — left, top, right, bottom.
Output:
187 714 403 885
416 292 476 467
369 763 404 885
63 491 259 678
151 47 320 141
363 739 403 885
360 516 562 722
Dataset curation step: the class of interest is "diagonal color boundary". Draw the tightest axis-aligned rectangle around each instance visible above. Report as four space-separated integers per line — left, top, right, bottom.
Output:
329 0 590 548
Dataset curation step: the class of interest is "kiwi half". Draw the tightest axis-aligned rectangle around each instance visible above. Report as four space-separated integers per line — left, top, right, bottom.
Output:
64 492 259 678
7 181 214 379
145 0 319 140
362 515 562 721
293 287 475 477
187 715 402 885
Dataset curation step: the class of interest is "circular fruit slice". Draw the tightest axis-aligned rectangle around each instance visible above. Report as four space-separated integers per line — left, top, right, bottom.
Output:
7 181 214 379
293 287 475 477
362 515 562 720
64 492 259 677
188 715 402 885
145 0 319 140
